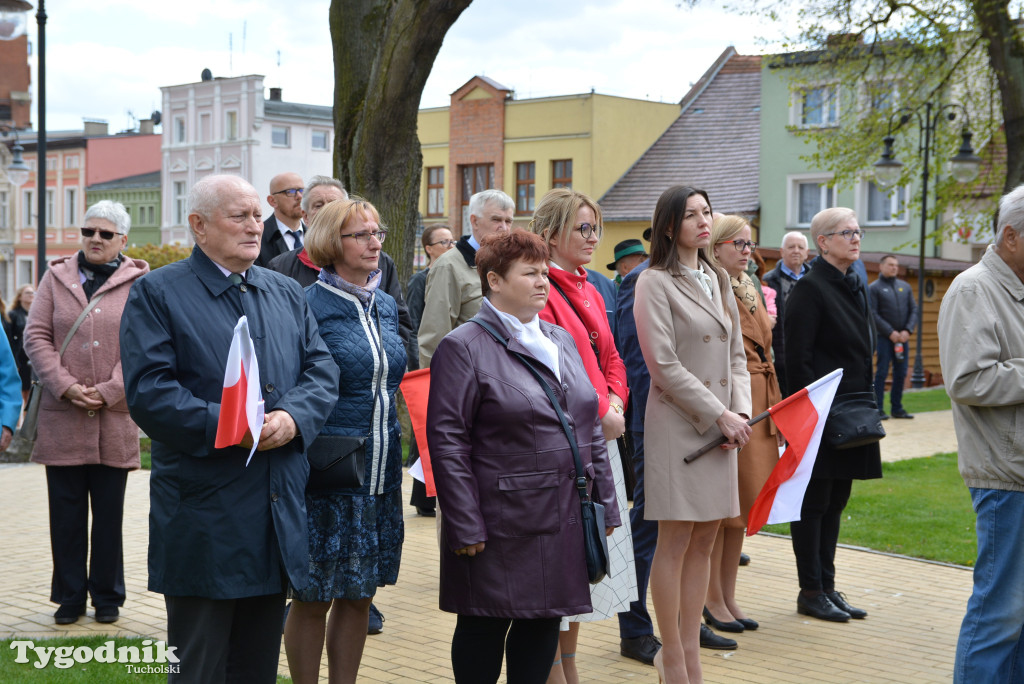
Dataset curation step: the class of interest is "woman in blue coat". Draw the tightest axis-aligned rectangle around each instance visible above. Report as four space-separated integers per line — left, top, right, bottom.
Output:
284 198 406 684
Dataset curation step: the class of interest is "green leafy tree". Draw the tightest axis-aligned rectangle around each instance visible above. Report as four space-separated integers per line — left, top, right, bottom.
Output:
124 243 192 270
330 0 473 282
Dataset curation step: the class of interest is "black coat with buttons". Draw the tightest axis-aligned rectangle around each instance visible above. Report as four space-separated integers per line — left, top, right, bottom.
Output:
785 257 882 480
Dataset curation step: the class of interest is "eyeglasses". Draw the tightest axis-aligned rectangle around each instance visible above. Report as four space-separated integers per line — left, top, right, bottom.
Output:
718 239 757 252
429 239 456 248
574 223 600 239
341 230 388 244
272 188 304 197
825 228 864 241
81 227 124 240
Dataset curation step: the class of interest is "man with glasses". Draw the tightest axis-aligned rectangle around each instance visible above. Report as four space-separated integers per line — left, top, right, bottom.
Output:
256 172 306 267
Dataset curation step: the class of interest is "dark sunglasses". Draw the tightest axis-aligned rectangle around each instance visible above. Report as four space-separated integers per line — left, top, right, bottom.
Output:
81 227 123 240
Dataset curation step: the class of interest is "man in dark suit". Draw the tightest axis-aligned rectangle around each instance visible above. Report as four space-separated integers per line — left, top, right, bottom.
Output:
256 172 306 267
120 174 339 683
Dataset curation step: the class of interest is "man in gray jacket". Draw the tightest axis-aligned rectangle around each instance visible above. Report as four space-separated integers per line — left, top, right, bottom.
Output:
939 183 1024 684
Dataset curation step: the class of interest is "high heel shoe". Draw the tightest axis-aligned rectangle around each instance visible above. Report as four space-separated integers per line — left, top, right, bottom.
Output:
703 606 744 633
653 648 665 683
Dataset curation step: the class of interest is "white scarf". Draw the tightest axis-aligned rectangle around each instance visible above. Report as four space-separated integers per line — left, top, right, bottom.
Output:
483 298 561 380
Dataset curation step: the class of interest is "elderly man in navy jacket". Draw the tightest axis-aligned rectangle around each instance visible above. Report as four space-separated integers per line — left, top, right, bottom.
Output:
120 175 338 684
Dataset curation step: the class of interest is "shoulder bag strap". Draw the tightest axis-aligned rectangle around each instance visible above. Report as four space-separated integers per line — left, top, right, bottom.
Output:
470 318 591 503
60 292 107 359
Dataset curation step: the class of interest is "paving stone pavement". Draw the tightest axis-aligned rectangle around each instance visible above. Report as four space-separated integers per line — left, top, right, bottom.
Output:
0 415 969 682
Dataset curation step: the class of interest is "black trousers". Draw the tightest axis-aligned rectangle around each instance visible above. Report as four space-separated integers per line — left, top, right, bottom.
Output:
408 431 436 511
451 614 560 684
165 593 286 684
45 464 128 608
790 477 853 592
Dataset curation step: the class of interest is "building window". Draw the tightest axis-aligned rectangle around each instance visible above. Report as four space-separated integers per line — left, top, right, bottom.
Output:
17 257 33 288
0 104 10 121
796 180 834 226
552 159 573 189
174 116 186 143
200 112 212 143
515 162 535 214
427 166 444 217
64 155 80 170
65 188 77 226
795 85 839 127
0 191 7 229
148 205 155 225
865 181 909 225
22 190 32 226
311 130 329 151
45 157 57 171
460 164 495 235
271 126 290 147
174 181 187 225
225 111 238 141
45 189 54 227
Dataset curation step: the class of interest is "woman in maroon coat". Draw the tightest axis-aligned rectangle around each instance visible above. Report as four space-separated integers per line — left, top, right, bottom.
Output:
427 230 620 684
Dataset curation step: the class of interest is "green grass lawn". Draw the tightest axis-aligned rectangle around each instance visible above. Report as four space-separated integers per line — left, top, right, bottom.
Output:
899 387 952 414
763 451 977 566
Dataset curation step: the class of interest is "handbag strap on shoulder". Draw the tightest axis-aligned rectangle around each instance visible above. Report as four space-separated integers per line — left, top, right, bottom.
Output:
60 292 107 359
470 318 590 502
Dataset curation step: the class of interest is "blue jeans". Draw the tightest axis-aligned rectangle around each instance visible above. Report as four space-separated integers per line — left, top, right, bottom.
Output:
874 337 907 413
617 431 658 639
954 488 1024 683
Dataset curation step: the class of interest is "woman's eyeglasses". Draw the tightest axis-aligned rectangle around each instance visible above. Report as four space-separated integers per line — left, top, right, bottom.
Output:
81 227 124 241
340 230 388 244
719 239 757 252
574 223 600 239
825 229 864 241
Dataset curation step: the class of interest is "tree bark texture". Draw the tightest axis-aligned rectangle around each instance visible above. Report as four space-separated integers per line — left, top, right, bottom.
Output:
970 0 1024 193
330 0 473 282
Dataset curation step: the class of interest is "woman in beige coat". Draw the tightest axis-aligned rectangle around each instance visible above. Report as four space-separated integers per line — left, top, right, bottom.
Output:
634 186 751 684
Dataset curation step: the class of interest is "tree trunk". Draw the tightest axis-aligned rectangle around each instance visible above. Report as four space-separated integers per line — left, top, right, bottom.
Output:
969 0 1024 193
330 0 473 283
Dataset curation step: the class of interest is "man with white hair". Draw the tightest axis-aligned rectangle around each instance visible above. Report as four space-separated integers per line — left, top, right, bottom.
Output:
940 183 1024 683
120 174 338 683
763 231 810 396
417 189 514 367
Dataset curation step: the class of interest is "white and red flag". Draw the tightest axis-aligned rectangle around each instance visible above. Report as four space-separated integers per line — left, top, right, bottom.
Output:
746 368 843 535
214 316 265 465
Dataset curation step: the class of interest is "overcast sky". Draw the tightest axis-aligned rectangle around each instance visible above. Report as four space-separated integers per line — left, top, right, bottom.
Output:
16 0 787 132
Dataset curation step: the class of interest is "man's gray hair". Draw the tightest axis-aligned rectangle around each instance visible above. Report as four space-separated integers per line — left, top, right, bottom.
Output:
84 200 131 236
781 230 808 249
188 175 255 223
301 175 348 213
469 189 514 218
997 184 1024 245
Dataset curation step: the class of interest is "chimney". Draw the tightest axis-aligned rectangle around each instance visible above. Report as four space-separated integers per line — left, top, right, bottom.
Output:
269 87 282 102
82 119 109 137
139 118 154 135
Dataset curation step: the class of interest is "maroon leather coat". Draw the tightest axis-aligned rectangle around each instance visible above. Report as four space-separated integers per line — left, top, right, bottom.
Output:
427 304 620 619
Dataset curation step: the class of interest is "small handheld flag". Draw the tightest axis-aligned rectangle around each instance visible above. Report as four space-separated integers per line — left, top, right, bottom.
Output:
214 316 265 465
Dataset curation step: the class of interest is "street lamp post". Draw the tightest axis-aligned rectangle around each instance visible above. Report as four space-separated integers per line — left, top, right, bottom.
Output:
873 103 981 388
1 127 30 186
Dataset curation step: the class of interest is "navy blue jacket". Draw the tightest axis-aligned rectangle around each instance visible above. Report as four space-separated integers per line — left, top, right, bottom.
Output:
868 275 918 336
586 268 618 344
306 281 406 496
615 258 650 434
120 247 339 598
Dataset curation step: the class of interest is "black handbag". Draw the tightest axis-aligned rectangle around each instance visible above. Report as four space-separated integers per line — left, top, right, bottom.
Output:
823 392 886 450
306 434 367 492
472 318 611 585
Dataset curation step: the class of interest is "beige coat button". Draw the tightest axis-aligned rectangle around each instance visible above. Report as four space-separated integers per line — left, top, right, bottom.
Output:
720 334 728 341
704 380 711 388
692 415 700 423
703 335 711 342
720 378 728 386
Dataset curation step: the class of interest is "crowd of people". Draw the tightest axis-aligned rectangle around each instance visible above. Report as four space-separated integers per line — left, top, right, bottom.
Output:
11 166 1022 684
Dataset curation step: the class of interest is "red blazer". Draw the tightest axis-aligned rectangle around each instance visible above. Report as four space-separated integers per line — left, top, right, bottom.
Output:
542 266 628 417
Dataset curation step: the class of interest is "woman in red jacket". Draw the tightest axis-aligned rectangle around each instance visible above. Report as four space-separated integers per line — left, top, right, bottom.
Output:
530 188 636 684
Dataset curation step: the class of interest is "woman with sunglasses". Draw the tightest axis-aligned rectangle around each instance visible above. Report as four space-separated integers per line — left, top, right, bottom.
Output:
283 197 406 684
702 215 783 636
784 208 881 623
24 200 149 625
528 188 634 684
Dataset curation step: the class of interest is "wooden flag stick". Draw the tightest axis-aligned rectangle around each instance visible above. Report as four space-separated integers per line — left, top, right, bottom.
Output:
683 409 772 464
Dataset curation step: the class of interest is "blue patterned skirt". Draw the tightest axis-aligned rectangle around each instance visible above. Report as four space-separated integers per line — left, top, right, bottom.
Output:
289 487 404 602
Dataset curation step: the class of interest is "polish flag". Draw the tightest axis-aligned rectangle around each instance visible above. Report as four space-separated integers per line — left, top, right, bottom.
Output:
214 316 265 465
399 368 435 496
746 369 843 535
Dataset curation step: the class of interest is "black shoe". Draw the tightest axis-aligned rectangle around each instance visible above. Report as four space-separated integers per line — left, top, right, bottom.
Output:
699 624 737 650
415 505 436 517
703 606 744 632
892 410 914 419
54 604 85 625
796 592 850 622
95 606 119 623
367 603 384 635
620 634 662 665
827 591 867 619
879 411 890 421
739 552 751 566
736 617 759 631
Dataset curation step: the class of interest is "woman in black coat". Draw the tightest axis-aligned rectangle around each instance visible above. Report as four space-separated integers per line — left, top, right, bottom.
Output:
784 207 882 623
